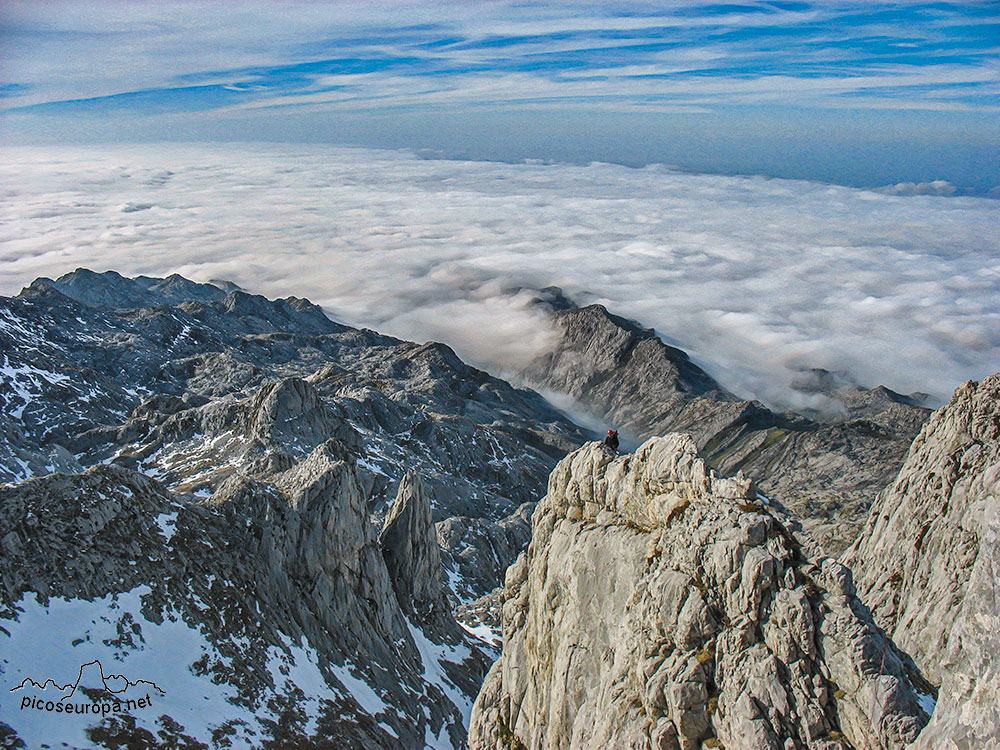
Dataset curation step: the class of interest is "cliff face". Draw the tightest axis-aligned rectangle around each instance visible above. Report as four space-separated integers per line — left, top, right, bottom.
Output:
843 374 1000 748
380 472 453 636
912 498 1000 749
469 438 929 750
842 375 999 682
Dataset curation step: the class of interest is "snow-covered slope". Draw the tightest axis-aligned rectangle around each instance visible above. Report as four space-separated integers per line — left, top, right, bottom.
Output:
1 448 489 748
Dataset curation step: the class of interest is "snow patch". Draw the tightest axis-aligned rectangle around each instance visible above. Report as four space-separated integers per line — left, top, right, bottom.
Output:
0 355 71 419
327 661 390 717
444 565 474 607
356 455 389 477
915 690 936 718
405 618 473 728
0 585 360 748
154 511 177 543
459 621 501 650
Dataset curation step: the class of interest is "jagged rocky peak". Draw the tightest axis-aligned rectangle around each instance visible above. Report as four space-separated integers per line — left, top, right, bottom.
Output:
102 375 362 493
135 273 232 305
380 473 452 628
790 367 927 406
268 438 418 657
528 285 577 312
26 267 157 309
524 294 724 405
212 288 337 334
27 267 230 309
470 437 930 750
243 376 358 451
789 367 930 433
843 373 1000 749
207 277 245 294
789 367 854 395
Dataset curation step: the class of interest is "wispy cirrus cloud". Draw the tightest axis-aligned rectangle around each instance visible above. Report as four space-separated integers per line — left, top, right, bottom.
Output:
2 1 997 117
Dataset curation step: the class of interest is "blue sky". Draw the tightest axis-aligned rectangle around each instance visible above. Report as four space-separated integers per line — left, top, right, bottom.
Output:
2 1 998 190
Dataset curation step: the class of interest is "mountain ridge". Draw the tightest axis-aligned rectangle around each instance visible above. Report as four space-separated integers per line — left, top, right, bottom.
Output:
518 287 931 553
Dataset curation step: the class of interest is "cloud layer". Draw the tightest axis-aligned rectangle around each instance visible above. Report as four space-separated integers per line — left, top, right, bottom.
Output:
1 143 998 410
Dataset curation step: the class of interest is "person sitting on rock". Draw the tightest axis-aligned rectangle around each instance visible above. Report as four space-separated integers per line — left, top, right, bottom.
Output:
604 429 619 454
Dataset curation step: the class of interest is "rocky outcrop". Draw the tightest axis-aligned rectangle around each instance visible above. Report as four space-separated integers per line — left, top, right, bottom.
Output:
842 375 1000 683
381 473 450 625
244 376 358 450
1 438 489 749
842 374 1000 748
519 297 738 445
101 375 362 492
518 296 930 553
469 438 930 750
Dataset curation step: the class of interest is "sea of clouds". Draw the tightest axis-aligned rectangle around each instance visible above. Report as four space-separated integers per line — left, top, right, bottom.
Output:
1 143 997 410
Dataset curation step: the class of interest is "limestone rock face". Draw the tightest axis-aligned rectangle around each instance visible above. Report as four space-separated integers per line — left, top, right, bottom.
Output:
469 438 929 750
912 499 1000 749
380 473 449 623
842 374 1000 749
842 374 1000 684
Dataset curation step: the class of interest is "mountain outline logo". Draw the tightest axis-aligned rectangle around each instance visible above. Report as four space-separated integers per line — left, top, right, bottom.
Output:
10 659 164 701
